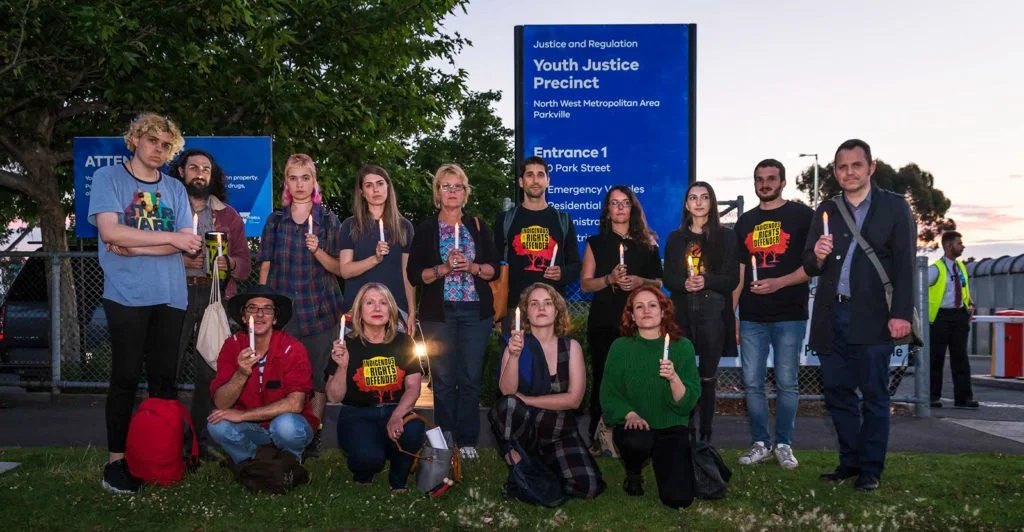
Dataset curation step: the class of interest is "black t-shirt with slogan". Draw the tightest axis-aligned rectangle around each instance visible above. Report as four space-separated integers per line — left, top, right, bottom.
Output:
494 206 581 309
324 332 421 407
734 201 814 322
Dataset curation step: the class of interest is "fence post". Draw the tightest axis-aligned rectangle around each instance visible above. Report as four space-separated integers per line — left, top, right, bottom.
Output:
49 255 62 395
914 256 930 417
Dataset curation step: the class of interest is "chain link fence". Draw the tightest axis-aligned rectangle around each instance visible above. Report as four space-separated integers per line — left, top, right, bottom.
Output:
0 251 924 410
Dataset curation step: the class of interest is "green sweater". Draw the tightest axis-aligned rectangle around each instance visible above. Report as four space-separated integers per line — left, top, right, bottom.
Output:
600 334 700 429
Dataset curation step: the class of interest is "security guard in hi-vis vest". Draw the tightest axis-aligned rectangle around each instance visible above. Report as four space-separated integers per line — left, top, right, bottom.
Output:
927 231 978 409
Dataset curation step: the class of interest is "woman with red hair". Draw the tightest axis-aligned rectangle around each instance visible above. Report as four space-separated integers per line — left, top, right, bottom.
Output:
600 286 700 509
256 153 343 457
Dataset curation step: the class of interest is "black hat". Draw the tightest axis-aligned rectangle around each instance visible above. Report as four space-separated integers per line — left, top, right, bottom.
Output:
226 284 293 329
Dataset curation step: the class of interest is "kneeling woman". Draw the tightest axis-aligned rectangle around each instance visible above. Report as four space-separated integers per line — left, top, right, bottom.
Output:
601 287 700 509
325 283 425 493
488 282 605 499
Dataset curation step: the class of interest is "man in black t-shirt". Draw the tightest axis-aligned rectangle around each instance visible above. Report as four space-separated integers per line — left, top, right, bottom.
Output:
494 156 581 334
732 158 813 470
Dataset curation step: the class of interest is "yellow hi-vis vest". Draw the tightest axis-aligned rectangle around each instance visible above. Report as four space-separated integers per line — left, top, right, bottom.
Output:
928 258 971 323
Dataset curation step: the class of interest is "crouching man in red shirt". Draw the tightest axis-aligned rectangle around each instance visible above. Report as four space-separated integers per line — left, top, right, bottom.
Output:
208 285 319 463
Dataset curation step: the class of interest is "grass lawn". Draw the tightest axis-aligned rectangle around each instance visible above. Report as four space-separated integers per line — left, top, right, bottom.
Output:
0 447 1021 530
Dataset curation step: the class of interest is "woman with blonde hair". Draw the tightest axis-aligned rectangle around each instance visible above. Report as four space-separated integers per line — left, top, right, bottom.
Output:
489 282 605 499
338 164 416 332
407 163 499 459
325 283 424 493
257 153 344 457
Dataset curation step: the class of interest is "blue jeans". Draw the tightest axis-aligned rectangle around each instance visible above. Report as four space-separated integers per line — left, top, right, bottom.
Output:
208 413 313 464
336 405 426 489
820 302 891 477
740 320 806 446
420 302 493 446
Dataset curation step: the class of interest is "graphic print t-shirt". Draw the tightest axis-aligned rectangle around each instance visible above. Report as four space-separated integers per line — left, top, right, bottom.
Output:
324 333 421 407
503 207 567 307
87 164 191 310
734 201 814 322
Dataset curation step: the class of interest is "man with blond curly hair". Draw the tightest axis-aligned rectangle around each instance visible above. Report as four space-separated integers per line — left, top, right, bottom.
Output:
88 112 203 493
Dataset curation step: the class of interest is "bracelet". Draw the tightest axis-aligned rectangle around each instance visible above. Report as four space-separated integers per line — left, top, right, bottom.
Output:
432 265 440 279
605 275 612 287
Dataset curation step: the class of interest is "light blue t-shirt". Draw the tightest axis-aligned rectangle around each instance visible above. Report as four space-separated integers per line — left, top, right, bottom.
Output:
87 164 191 310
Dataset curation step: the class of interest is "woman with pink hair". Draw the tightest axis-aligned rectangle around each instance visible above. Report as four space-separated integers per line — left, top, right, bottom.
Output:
256 153 344 458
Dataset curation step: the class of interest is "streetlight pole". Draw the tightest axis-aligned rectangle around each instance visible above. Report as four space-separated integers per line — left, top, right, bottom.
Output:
799 153 819 207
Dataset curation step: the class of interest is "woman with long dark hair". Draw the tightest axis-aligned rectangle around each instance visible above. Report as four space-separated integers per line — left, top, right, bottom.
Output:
580 185 663 453
663 181 738 442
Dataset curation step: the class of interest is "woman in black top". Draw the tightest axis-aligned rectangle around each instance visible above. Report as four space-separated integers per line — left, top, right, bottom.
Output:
406 164 499 459
663 181 739 442
580 185 663 452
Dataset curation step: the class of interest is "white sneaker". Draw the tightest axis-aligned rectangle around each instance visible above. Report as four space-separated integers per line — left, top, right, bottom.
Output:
460 446 479 460
774 444 799 469
738 441 772 465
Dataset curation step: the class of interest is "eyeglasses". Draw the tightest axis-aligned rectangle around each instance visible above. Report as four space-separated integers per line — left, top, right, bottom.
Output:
609 200 632 209
244 305 276 316
440 184 466 193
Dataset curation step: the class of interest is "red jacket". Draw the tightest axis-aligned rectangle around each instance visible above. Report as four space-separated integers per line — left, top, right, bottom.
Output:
210 330 318 429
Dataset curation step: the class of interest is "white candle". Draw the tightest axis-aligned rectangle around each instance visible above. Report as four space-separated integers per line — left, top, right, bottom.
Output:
248 315 255 351
663 333 670 361
307 215 313 235
192 213 198 236
378 219 385 242
550 244 558 266
454 223 460 249
514 307 521 332
687 256 695 277
822 212 830 237
216 233 223 257
751 255 759 282
339 315 346 344
619 243 624 265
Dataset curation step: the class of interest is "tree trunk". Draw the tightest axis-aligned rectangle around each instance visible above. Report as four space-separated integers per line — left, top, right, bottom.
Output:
37 182 82 365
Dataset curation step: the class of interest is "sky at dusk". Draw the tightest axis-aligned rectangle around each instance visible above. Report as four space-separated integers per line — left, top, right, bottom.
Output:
440 0 1024 260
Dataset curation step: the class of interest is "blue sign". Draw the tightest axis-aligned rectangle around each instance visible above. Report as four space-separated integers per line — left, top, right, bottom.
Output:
517 24 695 253
73 136 273 238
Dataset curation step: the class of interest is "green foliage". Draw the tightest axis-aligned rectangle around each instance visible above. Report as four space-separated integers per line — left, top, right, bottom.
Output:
795 161 956 250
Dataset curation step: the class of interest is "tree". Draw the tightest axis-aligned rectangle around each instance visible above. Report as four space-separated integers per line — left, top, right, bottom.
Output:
0 0 469 361
795 160 956 251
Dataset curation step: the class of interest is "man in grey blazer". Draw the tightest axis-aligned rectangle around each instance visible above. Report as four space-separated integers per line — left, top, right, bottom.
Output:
803 139 916 491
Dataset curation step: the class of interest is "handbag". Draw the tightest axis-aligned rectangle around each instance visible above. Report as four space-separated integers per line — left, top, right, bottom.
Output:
396 413 462 493
591 417 620 458
831 198 924 346
475 215 510 321
689 427 731 500
196 260 231 371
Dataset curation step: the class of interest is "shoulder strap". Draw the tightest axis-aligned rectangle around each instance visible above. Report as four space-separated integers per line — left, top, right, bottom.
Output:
557 211 570 243
831 198 894 310
501 207 518 262
474 217 480 233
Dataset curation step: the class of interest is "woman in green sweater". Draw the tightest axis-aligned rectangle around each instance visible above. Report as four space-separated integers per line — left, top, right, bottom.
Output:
600 286 700 509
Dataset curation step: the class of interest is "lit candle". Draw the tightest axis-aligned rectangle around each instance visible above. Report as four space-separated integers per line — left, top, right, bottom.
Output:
307 215 313 235
248 315 255 351
619 243 624 265
378 219 385 242
454 223 460 249
687 255 695 277
822 212 830 237
414 343 426 358
550 244 558 266
663 333 670 361
514 307 521 332
750 255 759 282
216 233 223 257
339 315 346 344
192 213 198 236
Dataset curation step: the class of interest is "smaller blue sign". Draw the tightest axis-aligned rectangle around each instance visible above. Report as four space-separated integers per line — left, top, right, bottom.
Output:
73 136 273 238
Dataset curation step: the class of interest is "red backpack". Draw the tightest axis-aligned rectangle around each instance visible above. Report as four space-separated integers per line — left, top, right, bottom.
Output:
125 398 199 486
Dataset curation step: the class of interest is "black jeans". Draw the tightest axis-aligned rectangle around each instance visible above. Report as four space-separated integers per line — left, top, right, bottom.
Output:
685 291 726 440
176 283 214 446
104 299 185 453
613 425 695 509
586 325 620 439
930 308 974 403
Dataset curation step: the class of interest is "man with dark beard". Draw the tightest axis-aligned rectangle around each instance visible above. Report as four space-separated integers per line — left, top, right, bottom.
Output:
732 159 813 470
171 148 251 460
